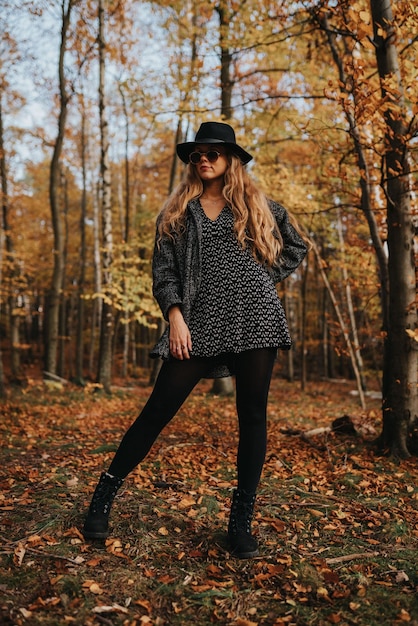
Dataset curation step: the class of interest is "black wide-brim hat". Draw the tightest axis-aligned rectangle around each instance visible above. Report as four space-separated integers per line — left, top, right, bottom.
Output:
176 121 253 165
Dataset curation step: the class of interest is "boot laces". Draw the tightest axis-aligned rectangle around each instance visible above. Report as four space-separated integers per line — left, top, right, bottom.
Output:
91 475 122 514
231 499 254 534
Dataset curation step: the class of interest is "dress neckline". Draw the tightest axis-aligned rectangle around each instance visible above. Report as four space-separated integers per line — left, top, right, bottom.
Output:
198 199 228 223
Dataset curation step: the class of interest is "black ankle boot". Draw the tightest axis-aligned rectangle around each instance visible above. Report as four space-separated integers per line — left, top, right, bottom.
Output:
227 488 259 559
82 472 124 540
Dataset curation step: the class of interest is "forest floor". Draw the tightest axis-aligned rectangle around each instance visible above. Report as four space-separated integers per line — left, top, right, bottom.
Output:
0 366 417 626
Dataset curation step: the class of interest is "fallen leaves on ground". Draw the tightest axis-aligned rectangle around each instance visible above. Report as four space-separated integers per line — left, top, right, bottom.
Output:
1 374 417 625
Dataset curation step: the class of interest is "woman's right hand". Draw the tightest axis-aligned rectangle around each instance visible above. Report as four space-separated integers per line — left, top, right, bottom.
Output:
168 306 192 359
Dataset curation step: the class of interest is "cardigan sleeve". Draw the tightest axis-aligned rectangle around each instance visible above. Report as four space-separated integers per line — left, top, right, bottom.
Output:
269 201 308 283
152 222 183 321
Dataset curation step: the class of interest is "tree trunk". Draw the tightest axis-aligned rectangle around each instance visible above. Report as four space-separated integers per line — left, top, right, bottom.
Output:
58 170 69 378
311 240 366 408
45 0 73 377
211 375 235 396
300 257 309 389
89 183 102 379
211 0 235 397
370 0 417 457
1 84 21 379
97 0 114 393
283 285 294 383
0 105 5 395
119 84 130 380
0 338 4 398
216 0 233 120
312 4 417 449
149 119 183 386
75 99 87 385
336 208 366 391
322 293 330 379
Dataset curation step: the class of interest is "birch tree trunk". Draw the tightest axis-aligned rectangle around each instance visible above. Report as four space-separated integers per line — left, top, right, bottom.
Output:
312 240 366 409
97 0 114 393
119 84 130 380
370 0 417 457
45 0 73 377
336 208 366 391
89 183 102 378
149 120 184 386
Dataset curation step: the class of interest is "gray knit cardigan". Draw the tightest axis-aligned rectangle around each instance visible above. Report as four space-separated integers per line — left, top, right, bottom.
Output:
149 198 307 376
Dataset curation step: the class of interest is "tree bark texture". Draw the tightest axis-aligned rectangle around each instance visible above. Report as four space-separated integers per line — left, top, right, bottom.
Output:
75 102 87 385
97 0 114 393
45 0 73 376
1 73 22 378
370 0 417 456
216 0 233 121
0 97 5 395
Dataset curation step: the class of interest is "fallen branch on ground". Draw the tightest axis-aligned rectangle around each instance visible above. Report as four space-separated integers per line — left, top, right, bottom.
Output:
325 552 379 564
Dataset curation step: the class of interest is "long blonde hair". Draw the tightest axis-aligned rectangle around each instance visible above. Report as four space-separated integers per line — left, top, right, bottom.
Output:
158 155 284 266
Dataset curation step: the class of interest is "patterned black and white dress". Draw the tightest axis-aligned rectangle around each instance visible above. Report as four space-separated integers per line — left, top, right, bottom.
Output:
187 203 292 358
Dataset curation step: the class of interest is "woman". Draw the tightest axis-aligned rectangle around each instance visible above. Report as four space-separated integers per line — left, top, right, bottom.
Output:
82 121 308 559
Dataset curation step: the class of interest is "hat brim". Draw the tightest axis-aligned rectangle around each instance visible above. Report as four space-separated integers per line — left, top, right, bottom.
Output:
176 139 253 165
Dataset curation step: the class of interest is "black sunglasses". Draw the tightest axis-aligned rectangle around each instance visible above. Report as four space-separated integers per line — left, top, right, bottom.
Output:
189 150 223 164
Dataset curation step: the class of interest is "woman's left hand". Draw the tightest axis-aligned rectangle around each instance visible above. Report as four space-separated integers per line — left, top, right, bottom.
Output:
168 306 192 359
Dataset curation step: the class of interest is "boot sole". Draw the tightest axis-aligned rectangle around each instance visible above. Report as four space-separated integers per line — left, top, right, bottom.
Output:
82 530 109 540
231 549 259 559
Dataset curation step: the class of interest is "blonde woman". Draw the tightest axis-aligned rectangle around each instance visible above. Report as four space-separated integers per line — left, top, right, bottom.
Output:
83 122 308 558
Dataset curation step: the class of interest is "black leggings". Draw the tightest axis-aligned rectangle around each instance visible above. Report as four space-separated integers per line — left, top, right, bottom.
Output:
108 348 276 494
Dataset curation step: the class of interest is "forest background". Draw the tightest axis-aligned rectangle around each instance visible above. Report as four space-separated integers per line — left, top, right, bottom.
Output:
0 1 418 625
1 0 417 454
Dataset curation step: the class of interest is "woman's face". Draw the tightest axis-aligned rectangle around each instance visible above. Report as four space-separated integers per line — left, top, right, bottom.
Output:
191 144 229 183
